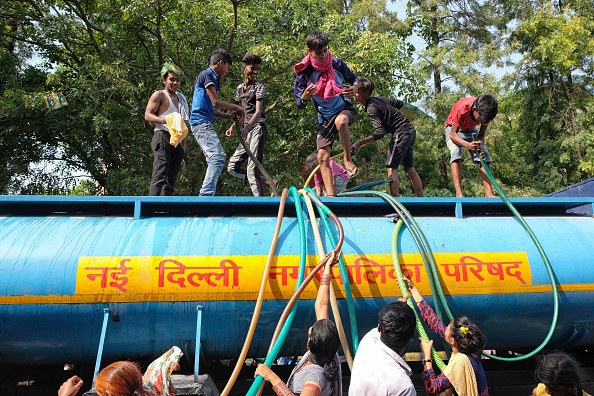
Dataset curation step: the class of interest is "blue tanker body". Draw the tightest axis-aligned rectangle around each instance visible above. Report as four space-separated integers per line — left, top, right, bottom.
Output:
0 196 593 366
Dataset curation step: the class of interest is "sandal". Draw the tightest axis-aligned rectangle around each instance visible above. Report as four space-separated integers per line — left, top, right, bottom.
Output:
346 165 359 179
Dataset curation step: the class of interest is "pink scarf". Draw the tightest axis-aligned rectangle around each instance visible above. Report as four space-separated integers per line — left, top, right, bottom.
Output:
294 51 344 101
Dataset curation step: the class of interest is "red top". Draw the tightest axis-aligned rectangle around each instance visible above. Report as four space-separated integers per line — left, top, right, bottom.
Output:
445 97 478 130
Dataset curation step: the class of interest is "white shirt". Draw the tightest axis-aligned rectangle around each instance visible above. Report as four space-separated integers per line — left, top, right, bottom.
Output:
349 328 416 396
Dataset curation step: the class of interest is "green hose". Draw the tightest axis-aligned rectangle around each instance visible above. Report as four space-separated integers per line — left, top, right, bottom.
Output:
305 188 360 354
339 190 450 323
346 152 560 361
392 219 446 370
475 155 559 360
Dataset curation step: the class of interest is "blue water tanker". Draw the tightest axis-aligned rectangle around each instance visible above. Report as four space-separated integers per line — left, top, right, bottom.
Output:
0 195 593 367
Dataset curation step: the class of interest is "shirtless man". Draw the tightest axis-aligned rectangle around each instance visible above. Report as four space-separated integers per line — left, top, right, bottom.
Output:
144 63 190 195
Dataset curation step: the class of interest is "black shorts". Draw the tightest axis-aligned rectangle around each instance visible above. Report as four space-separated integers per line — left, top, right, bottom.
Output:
316 104 356 151
386 127 416 169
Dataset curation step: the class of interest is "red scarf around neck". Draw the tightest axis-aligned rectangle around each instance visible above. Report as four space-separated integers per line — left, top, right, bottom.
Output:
294 51 344 101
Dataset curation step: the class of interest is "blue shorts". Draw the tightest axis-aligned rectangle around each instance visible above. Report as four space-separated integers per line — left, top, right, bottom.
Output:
445 127 491 164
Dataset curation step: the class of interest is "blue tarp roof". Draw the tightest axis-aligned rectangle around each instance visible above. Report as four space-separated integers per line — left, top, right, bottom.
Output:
547 178 594 214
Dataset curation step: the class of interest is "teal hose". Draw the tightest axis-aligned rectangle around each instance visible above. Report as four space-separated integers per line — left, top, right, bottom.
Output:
475 156 559 360
346 156 560 361
339 190 449 323
340 190 452 356
305 188 360 354
392 219 446 370
247 187 308 395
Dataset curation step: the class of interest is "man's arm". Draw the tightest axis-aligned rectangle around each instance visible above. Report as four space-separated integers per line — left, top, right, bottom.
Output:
351 106 385 152
385 97 404 110
351 135 375 152
226 89 243 136
337 59 359 98
144 91 167 125
449 124 481 151
336 58 359 86
477 122 489 142
294 72 318 109
205 85 244 116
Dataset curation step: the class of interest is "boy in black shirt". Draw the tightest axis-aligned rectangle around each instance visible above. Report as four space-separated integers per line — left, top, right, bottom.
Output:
351 77 424 197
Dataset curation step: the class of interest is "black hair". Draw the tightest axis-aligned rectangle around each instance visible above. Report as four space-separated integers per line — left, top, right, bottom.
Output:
475 94 498 122
306 31 329 52
450 315 485 358
357 77 374 95
303 151 320 176
210 48 232 66
536 352 590 396
241 53 261 66
308 319 340 382
378 301 416 353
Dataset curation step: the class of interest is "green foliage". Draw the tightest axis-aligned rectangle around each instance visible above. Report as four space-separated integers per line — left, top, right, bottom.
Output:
0 0 593 198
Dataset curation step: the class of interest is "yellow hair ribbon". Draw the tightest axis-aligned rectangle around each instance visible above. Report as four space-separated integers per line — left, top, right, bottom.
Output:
460 326 469 335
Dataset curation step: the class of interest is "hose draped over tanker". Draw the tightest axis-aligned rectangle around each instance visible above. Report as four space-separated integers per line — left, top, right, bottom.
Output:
2 157 590 376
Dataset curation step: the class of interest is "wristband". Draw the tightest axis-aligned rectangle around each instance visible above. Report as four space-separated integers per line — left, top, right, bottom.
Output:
272 381 293 396
299 97 309 105
421 358 432 364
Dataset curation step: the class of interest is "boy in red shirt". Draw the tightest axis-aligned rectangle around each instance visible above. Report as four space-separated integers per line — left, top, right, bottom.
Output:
445 95 498 197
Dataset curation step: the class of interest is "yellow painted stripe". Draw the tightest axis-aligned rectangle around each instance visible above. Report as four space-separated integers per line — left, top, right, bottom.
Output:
0 252 589 305
0 284 591 305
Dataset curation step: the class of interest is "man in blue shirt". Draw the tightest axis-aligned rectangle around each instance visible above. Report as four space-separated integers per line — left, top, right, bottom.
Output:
190 48 244 196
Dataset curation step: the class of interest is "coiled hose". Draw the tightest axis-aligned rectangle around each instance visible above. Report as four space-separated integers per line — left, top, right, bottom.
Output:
343 163 560 361
305 188 360 355
475 156 559 360
299 189 354 369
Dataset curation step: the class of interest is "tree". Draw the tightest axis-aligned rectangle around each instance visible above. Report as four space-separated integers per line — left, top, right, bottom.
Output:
502 0 594 191
0 0 422 196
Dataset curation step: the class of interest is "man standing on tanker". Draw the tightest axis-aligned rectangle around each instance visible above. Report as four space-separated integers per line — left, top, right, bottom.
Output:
144 63 190 196
189 48 244 196
294 31 359 197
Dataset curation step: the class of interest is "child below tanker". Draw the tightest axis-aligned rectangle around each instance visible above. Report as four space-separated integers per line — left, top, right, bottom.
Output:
294 31 359 197
255 257 342 396
404 276 489 396
533 352 592 396
304 151 350 197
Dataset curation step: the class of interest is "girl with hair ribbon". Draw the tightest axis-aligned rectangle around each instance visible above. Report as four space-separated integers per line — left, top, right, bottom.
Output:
404 277 489 396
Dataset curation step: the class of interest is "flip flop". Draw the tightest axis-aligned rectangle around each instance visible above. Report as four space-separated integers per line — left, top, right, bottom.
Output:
346 165 359 179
